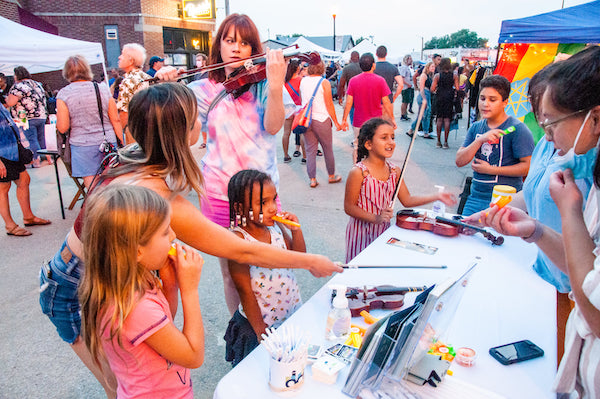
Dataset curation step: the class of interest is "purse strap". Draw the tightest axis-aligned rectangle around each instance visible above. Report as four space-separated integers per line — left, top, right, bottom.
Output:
92 82 107 140
1 107 24 145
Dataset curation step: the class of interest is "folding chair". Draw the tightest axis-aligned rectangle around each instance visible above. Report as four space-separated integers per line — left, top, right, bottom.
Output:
63 162 86 210
457 176 472 215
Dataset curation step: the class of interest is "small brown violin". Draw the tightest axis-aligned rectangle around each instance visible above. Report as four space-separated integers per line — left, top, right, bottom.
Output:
396 209 460 237
344 285 427 317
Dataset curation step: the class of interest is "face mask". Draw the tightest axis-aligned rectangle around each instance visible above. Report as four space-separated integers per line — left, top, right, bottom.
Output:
555 110 592 177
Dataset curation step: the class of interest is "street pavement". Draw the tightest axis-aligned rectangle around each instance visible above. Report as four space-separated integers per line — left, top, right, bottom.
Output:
0 102 472 398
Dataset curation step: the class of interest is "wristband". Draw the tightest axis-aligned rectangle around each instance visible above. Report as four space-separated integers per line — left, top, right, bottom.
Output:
522 219 543 243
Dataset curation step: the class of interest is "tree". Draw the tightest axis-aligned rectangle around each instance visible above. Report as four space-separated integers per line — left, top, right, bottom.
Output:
424 29 488 49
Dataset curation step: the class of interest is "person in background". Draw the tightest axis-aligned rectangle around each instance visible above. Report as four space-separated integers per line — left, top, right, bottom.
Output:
406 62 435 139
341 52 395 163
0 73 15 106
431 57 459 149
374 45 402 104
282 59 306 164
192 53 209 149
145 56 164 78
56 55 121 188
107 68 119 88
5 66 48 167
0 103 50 236
300 60 343 188
455 75 534 215
337 51 361 123
396 54 414 120
116 43 150 144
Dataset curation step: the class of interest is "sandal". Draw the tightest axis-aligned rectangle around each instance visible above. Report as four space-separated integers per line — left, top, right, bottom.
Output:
283 155 292 163
6 225 32 236
443 142 450 149
310 180 319 188
317 150 323 156
328 175 342 184
199 143 207 149
23 217 51 226
293 150 301 157
436 142 442 148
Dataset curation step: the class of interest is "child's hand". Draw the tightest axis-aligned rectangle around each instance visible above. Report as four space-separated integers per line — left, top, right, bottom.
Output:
159 258 178 290
439 191 458 206
172 243 203 293
471 158 493 174
478 129 502 145
375 207 395 224
276 211 301 231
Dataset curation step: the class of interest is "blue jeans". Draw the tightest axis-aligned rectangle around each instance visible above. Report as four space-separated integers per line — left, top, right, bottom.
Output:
411 89 431 132
39 238 83 344
24 118 45 159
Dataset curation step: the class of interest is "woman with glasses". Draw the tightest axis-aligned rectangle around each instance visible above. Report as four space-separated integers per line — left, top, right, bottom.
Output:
473 46 600 398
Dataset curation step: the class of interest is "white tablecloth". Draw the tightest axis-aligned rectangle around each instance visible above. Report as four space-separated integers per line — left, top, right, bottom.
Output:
213 223 557 399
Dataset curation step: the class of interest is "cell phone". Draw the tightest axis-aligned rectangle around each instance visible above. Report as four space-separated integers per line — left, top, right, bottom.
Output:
489 340 544 365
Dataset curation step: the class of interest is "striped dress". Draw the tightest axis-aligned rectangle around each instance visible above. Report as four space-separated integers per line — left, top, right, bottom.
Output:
345 161 398 262
554 187 600 398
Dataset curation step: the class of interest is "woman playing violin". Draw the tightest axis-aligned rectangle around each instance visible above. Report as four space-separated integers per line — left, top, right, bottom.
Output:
159 14 292 315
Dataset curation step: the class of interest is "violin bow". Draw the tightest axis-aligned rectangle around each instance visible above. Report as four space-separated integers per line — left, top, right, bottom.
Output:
147 44 302 83
338 263 447 269
389 99 424 209
435 216 504 245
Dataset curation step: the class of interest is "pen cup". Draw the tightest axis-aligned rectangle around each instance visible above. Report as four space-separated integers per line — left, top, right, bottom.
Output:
491 185 516 208
269 356 306 392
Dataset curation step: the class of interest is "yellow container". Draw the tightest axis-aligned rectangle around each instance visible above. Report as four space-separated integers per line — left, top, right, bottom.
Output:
491 185 516 202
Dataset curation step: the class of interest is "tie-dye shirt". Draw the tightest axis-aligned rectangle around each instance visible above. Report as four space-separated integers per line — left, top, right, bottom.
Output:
189 79 283 201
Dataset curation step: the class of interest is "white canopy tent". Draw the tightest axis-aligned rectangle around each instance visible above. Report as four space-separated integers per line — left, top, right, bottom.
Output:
0 16 106 77
292 36 342 62
341 40 378 63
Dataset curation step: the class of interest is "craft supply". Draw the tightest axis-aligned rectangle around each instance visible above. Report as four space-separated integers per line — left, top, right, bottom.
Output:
345 285 426 317
311 354 346 384
325 285 351 341
326 343 359 364
491 185 516 209
360 310 379 325
455 347 477 367
488 126 515 143
432 185 446 218
271 215 301 228
386 237 439 255
261 325 309 392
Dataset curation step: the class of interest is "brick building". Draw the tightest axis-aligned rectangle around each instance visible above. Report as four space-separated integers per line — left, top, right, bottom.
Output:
1 0 215 89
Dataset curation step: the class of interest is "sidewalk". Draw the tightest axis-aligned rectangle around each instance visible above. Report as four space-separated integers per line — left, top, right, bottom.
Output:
0 102 472 398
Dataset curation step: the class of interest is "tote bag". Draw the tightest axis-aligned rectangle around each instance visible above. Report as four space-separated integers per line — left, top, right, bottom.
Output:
291 77 324 134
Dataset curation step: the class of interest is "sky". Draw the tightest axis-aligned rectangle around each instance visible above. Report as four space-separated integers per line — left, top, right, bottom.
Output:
213 0 591 58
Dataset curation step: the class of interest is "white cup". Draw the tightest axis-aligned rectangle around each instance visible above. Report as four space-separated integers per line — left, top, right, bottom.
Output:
269 356 306 392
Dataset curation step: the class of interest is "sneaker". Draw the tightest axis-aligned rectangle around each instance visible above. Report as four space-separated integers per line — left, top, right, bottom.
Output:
408 109 414 114
293 150 301 157
406 131 414 138
400 115 411 121
443 143 450 149
317 149 323 156
436 142 442 148
416 131 425 137
301 158 306 164
284 156 292 163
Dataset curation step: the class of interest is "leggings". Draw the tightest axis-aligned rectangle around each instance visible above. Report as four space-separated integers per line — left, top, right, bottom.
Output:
304 119 336 179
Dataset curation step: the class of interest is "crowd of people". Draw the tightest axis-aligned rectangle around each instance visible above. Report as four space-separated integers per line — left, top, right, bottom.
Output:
1 12 598 399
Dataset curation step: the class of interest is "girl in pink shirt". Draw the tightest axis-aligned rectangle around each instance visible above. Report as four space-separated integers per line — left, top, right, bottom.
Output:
79 185 204 399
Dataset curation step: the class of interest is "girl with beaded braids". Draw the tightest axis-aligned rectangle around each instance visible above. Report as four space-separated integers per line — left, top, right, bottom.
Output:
344 118 456 262
223 169 304 366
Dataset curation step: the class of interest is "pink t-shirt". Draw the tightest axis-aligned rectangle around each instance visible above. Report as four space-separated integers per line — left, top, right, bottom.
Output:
347 73 391 128
101 289 193 399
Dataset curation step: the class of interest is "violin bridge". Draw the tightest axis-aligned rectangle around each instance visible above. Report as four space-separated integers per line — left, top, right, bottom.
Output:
243 59 255 70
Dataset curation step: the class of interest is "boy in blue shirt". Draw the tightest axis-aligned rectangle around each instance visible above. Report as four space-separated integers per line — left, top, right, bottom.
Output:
455 75 534 216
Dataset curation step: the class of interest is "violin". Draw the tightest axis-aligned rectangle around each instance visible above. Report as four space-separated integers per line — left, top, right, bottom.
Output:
223 50 320 98
396 209 460 237
344 285 427 317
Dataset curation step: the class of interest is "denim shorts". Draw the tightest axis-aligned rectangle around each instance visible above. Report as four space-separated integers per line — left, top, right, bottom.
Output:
39 239 83 344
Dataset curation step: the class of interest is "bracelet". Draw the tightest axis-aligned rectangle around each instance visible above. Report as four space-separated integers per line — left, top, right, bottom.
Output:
522 219 544 243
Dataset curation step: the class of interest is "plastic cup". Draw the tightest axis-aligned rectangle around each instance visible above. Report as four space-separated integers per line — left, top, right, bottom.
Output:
269 356 306 392
491 185 516 208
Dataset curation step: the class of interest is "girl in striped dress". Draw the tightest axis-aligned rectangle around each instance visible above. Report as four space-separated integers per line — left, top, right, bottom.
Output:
344 118 456 262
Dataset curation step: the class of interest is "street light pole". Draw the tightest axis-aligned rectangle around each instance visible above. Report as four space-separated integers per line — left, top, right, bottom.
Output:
333 14 336 51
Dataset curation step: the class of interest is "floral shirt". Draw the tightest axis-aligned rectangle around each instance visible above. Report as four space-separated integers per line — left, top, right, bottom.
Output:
9 79 47 119
116 69 150 113
233 225 302 328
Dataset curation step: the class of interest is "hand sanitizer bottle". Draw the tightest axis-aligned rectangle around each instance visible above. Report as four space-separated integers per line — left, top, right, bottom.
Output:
325 285 351 341
432 185 446 218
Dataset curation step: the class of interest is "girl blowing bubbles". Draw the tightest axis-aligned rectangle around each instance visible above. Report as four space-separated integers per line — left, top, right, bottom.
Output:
344 118 457 262
79 185 204 398
224 170 304 366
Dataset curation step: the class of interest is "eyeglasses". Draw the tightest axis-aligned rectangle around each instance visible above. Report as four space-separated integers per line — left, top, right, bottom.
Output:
539 108 588 135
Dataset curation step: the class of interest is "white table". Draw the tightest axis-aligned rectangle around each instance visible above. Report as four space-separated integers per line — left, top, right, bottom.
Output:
213 223 557 398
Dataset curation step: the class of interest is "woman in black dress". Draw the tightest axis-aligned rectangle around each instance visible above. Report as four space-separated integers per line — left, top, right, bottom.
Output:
431 58 459 148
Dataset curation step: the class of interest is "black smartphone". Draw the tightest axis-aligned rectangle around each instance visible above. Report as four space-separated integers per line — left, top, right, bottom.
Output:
489 340 544 365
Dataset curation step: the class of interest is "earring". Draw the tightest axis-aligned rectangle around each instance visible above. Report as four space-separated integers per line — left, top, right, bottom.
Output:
230 219 235 229
242 216 247 227
236 214 241 226
249 209 254 219
259 213 264 223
